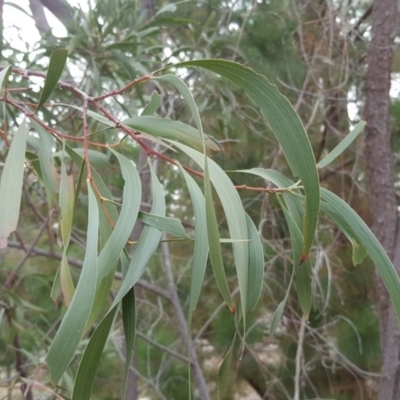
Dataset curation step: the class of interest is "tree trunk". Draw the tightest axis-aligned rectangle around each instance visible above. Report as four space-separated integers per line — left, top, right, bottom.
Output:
38 0 73 25
29 0 50 34
363 0 400 398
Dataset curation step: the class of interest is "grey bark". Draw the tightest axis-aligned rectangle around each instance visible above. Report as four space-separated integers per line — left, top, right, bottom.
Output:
38 0 73 25
29 0 50 34
363 0 400 398
28 0 73 37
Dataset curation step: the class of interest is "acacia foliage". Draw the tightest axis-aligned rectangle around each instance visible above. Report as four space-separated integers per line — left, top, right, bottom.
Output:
0 1 398 399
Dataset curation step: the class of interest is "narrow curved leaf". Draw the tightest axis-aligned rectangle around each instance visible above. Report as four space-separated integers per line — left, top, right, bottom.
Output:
123 116 219 153
54 148 110 168
97 149 141 280
204 167 234 310
269 267 295 336
321 188 400 326
141 90 162 115
139 211 189 238
62 101 216 153
110 162 165 309
217 334 236 400
155 75 219 322
59 162 74 246
164 59 320 259
269 300 286 337
317 121 366 169
239 168 304 230
0 66 11 93
28 122 59 205
36 48 68 112
278 196 312 319
72 306 117 400
59 162 75 305
60 254 74 306
55 104 113 126
153 74 203 137
172 142 248 316
245 213 264 312
178 164 208 323
88 149 141 326
239 168 311 317
122 288 136 396
47 182 99 383
0 120 28 249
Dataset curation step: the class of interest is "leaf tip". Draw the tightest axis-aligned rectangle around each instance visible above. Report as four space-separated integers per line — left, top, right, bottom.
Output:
299 253 308 265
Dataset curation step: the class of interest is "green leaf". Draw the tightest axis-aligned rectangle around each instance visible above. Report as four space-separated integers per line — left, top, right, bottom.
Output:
28 122 59 206
155 75 216 322
321 188 400 326
59 162 74 247
239 168 304 230
123 116 219 153
317 121 366 169
0 120 28 249
57 144 119 329
59 161 75 305
153 74 204 138
164 59 320 259
320 190 367 266
232 167 313 317
57 103 220 151
141 90 162 115
109 161 165 309
122 289 136 396
245 213 264 312
156 3 177 15
88 149 141 326
54 104 114 127
47 182 99 383
138 211 189 238
36 48 68 112
269 267 295 336
178 164 208 323
0 66 11 93
217 334 236 400
54 148 110 168
269 300 286 337
72 306 117 400
60 254 74 306
50 268 61 303
204 166 234 310
296 258 312 319
278 196 312 319
172 142 249 316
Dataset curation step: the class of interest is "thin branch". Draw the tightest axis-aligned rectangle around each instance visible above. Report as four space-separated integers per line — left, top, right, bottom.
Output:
136 331 190 364
82 97 91 180
4 216 50 289
235 184 292 193
160 235 210 400
294 318 306 400
6 241 171 301
92 75 152 102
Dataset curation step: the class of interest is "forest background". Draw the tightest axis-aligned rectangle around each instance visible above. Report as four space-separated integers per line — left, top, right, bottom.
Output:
1 0 400 399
